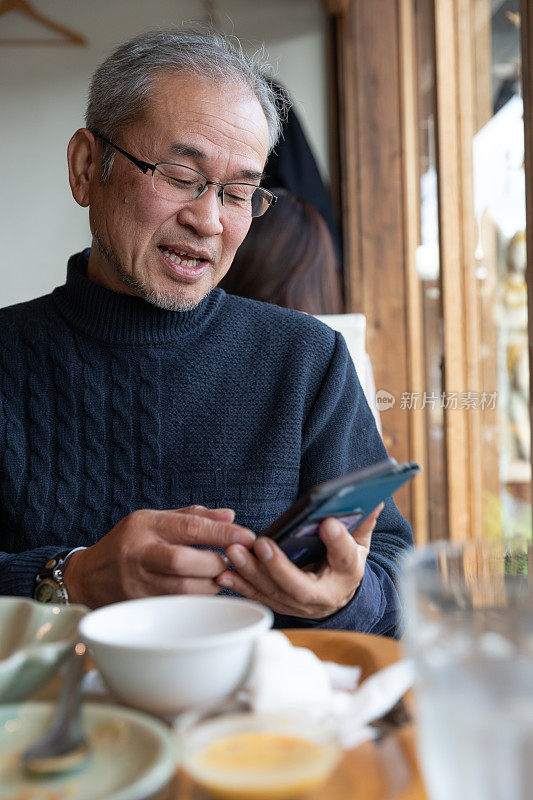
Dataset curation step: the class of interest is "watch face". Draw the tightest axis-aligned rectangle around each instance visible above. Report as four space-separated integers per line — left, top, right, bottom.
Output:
35 579 60 604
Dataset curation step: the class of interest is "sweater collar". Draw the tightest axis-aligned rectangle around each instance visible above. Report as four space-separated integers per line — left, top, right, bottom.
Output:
51 251 224 345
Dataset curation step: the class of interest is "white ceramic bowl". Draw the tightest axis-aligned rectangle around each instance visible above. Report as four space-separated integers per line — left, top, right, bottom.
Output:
79 596 273 716
0 596 87 702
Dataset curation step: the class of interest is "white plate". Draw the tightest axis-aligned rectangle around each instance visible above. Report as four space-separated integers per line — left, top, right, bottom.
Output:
0 702 175 800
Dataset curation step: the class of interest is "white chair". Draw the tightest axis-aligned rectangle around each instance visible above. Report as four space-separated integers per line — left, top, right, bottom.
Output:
315 313 382 433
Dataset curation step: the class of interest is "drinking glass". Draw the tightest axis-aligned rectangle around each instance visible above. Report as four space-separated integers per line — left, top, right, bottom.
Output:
401 537 533 800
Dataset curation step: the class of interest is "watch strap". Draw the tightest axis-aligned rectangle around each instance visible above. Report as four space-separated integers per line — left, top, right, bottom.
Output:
34 548 84 604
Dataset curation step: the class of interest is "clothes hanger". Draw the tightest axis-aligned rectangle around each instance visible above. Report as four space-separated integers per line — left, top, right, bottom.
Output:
0 0 86 45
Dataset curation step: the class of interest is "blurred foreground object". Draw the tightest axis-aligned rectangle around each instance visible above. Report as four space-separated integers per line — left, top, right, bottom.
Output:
0 597 87 702
402 537 532 800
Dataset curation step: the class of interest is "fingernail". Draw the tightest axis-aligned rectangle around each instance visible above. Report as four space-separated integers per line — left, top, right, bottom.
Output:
228 546 246 568
233 529 256 545
323 518 344 539
255 539 273 562
220 553 231 569
218 575 233 589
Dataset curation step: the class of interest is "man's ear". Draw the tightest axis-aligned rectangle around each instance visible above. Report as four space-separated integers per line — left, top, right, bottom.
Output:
67 128 99 208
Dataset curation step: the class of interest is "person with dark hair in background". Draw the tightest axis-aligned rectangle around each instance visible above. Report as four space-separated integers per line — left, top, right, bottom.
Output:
262 83 343 266
219 188 343 315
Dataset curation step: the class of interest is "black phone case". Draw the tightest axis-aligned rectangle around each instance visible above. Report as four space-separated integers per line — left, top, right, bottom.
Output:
259 459 420 569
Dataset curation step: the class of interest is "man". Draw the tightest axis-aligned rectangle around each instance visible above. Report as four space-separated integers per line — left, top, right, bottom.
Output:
0 29 412 635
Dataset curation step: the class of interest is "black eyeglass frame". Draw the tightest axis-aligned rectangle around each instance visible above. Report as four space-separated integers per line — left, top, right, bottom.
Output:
92 132 277 216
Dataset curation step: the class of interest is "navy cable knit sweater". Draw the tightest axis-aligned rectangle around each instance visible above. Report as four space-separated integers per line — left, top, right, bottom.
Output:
0 252 413 634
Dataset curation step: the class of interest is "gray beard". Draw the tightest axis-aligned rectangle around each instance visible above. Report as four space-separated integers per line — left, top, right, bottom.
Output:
92 232 207 312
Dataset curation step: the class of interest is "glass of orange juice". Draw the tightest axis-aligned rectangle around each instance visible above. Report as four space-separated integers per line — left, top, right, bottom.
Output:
178 699 341 800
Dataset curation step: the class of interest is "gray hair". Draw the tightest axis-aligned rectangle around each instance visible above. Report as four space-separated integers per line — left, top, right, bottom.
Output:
85 28 287 179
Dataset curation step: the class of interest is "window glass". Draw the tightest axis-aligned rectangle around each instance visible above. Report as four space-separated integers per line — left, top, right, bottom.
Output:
472 0 530 539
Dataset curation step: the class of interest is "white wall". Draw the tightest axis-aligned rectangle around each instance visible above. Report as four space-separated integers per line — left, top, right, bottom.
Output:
0 0 328 308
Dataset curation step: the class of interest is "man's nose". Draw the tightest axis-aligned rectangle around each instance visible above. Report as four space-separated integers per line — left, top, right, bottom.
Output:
176 185 224 237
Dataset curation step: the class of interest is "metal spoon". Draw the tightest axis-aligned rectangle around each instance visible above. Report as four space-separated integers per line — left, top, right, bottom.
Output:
22 642 90 775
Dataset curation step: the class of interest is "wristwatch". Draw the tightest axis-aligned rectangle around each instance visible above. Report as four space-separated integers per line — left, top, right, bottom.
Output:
33 549 78 604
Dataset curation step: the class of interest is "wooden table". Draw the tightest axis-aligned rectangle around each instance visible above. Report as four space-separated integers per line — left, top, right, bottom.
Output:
172 630 428 800
36 629 428 800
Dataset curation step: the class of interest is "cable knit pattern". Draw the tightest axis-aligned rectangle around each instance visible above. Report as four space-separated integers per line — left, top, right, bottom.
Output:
139 355 162 509
49 321 79 536
78 341 108 541
21 322 52 539
111 353 134 527
0 335 25 522
0 251 413 634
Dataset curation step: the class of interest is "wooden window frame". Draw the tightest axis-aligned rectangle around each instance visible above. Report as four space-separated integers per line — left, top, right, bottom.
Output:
521 0 533 475
324 0 533 541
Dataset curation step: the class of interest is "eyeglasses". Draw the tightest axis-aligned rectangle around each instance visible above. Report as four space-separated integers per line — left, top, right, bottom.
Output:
92 132 276 219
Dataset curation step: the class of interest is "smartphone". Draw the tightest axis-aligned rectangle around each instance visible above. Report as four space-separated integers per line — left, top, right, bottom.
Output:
259 458 421 570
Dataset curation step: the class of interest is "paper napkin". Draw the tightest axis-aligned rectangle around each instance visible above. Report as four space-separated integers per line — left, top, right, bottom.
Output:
244 631 414 749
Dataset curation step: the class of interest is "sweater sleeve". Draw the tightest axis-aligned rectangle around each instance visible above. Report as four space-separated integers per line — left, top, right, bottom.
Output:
272 330 413 637
0 547 69 597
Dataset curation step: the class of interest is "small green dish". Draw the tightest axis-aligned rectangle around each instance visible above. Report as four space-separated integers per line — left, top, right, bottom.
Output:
0 597 87 702
0 702 175 800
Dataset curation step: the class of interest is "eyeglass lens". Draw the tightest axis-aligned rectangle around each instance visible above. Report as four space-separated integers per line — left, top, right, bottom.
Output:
152 164 271 218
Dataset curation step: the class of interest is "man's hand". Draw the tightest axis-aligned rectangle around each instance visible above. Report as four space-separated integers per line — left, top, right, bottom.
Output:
216 503 384 619
63 506 255 609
